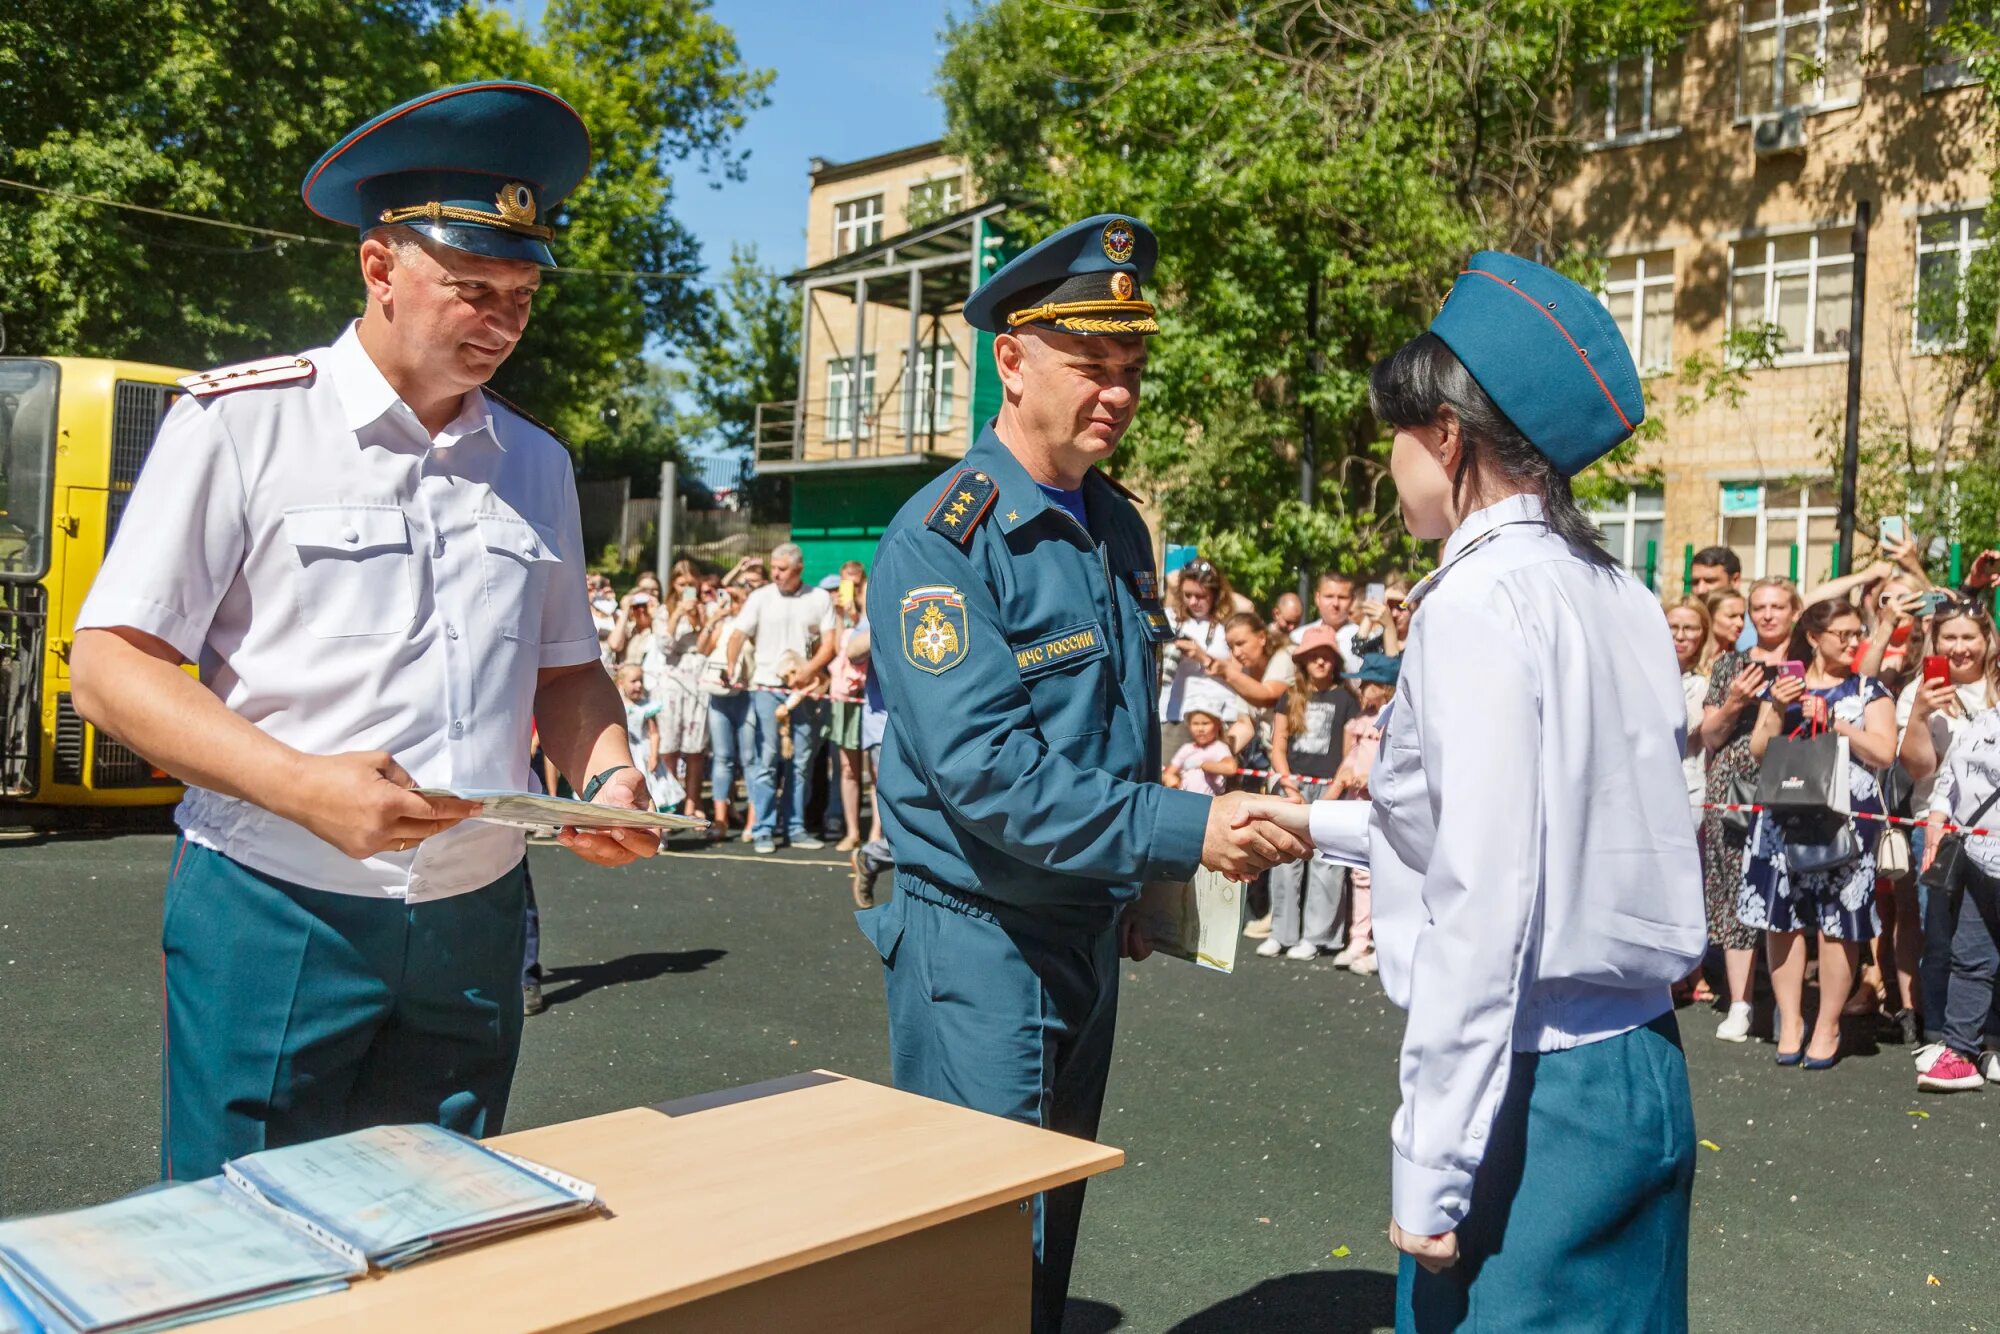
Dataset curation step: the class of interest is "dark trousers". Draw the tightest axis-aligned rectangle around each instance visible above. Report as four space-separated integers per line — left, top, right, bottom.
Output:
523 868 543 987
162 839 527 1181
859 878 1119 1334
1943 869 2000 1059
1399 1014 1694 1332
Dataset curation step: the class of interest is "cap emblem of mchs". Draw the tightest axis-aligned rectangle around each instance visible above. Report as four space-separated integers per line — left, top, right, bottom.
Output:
1101 218 1136 263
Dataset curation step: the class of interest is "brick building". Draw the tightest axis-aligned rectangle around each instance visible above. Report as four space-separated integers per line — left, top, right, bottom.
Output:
1558 0 1990 593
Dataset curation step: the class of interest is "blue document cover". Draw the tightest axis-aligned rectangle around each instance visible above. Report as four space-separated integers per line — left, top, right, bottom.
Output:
0 1178 362 1333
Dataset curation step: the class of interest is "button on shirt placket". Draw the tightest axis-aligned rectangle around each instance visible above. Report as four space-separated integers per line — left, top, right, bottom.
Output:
410 428 474 901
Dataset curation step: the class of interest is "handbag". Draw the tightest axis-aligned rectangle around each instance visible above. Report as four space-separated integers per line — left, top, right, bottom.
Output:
1918 782 2000 900
1717 767 1759 839
1877 826 1913 878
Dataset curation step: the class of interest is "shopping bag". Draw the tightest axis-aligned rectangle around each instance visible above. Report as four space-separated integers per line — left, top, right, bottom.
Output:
1754 729 1849 818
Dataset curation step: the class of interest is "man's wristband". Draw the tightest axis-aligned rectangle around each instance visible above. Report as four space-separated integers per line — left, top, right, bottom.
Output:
579 764 634 802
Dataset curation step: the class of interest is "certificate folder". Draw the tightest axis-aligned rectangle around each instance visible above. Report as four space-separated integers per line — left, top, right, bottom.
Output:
0 1126 596 1333
223 1124 597 1270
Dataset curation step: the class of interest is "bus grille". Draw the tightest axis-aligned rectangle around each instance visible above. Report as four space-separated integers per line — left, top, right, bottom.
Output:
108 381 179 546
52 692 84 786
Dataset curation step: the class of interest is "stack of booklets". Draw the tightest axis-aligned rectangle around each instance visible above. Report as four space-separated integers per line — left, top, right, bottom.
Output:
0 1124 596 1332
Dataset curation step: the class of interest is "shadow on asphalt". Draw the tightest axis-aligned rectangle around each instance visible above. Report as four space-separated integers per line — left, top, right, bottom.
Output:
1061 1299 1124 1332
1164 1270 1398 1332
539 949 726 1009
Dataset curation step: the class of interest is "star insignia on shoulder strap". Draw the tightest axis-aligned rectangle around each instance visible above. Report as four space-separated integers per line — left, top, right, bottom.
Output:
924 469 999 547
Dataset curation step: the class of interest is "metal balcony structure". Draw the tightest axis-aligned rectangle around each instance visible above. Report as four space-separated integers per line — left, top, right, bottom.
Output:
755 198 1008 474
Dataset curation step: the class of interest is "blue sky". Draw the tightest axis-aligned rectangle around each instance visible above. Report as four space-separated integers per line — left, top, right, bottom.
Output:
501 0 954 276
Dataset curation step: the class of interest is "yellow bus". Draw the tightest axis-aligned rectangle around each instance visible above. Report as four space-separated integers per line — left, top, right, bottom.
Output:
0 356 188 810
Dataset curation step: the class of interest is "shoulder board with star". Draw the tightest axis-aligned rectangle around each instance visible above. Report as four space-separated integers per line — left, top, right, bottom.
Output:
485 388 575 452
177 355 315 398
923 468 999 547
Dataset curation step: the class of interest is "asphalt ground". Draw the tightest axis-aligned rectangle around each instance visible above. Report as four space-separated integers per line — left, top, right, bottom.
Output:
1 828 1996 1331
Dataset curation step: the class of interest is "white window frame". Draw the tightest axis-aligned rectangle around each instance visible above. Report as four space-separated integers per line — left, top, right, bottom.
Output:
1913 207 1992 353
1716 479 1843 590
1737 0 1864 119
832 194 884 257
1579 47 1685 148
905 175 964 221
900 346 958 436
1924 0 1986 92
825 353 876 440
1598 252 1676 374
1727 227 1856 364
1587 486 1668 585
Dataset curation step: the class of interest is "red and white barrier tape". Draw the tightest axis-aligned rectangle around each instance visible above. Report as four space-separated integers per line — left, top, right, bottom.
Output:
1701 801 1994 838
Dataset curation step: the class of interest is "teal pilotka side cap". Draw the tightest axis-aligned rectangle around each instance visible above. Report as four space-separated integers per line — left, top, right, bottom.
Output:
1428 250 1646 477
963 214 1160 337
301 81 591 267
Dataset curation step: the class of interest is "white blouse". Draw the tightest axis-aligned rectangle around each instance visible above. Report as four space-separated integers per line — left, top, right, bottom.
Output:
1308 494 1706 1236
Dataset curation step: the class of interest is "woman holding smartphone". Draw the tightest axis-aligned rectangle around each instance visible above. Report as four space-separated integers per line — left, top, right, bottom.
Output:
1740 599 1898 1068
1899 601 2000 1062
1697 576 1800 1041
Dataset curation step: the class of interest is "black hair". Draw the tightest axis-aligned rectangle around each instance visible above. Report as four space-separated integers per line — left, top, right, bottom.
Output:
1368 332 1618 573
1691 545 1742 578
1786 596 1863 668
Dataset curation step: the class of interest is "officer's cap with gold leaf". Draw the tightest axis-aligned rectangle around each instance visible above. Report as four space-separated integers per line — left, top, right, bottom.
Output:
963 214 1160 337
301 81 590 267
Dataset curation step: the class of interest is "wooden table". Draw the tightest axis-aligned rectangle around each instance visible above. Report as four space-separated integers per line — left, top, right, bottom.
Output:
205 1071 1123 1333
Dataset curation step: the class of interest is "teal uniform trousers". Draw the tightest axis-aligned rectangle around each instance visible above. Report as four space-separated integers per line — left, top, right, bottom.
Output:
1398 1013 1696 1332
161 838 528 1180
860 877 1120 1334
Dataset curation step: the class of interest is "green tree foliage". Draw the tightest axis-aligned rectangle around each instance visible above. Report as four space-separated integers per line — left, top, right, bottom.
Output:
685 244 800 457
0 0 769 457
939 0 1693 600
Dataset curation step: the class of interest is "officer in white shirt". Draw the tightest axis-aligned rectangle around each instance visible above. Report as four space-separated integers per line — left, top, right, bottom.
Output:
1240 252 1706 1330
68 82 660 1181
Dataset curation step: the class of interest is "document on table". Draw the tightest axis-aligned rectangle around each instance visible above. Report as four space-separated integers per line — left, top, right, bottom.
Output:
0 1177 362 1334
1135 871 1244 973
224 1123 597 1269
413 788 708 834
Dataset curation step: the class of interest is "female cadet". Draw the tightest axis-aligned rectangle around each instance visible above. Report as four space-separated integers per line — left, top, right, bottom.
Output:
1241 251 1708 1329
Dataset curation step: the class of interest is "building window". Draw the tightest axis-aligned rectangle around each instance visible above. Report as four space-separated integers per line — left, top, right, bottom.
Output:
1739 1 1863 116
1576 46 1684 144
905 176 964 227
1718 480 1842 589
832 195 884 257
1587 487 1667 586
1915 208 1992 350
1728 227 1854 358
901 347 957 436
1599 252 1676 373
826 354 876 440
1925 0 1990 91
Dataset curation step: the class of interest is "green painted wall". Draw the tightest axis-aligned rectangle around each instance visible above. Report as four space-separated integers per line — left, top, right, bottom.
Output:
789 469 933 582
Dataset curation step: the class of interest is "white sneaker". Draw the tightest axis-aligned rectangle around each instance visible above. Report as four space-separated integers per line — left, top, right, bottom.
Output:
1912 1040 1947 1072
1980 1051 2000 1084
1348 950 1379 976
1285 941 1320 961
1715 1003 1753 1044
1255 937 1284 958
1243 912 1274 940
1328 942 1364 968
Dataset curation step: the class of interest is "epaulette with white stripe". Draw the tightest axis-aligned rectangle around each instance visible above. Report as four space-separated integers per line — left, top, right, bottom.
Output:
177 355 316 398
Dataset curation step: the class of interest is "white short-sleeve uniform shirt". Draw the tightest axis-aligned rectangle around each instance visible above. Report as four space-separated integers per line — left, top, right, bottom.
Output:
76 323 599 901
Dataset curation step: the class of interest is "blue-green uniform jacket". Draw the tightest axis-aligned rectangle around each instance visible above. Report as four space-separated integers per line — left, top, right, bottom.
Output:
867 423 1212 931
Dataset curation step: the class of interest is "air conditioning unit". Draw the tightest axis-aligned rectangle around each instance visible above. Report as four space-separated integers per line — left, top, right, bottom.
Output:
1752 108 1808 156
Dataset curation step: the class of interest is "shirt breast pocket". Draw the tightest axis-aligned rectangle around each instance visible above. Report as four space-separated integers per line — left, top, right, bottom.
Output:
1010 620 1112 741
280 505 415 639
477 511 564 644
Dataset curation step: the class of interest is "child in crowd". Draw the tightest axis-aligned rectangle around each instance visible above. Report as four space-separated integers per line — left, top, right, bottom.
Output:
617 663 683 812
1163 682 1236 795
1263 626 1356 959
1318 652 1400 974
770 649 827 762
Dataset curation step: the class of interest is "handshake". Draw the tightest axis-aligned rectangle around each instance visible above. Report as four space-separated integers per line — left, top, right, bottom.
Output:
1198 792 1317 881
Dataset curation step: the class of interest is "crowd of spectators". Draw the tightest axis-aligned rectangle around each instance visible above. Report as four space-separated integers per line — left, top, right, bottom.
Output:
582 530 2000 1095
